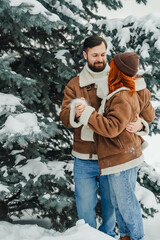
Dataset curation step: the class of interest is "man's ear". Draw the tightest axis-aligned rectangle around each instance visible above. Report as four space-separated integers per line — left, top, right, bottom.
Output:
83 51 87 60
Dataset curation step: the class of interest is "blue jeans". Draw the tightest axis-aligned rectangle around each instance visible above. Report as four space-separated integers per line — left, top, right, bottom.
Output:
108 167 144 240
73 157 116 237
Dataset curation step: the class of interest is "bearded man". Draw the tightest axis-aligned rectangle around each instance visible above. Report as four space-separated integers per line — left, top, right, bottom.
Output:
60 35 147 237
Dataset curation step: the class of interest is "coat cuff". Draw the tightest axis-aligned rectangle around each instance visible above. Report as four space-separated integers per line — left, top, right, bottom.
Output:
79 106 95 126
136 118 149 136
81 125 94 141
69 107 82 128
69 98 88 128
141 140 149 151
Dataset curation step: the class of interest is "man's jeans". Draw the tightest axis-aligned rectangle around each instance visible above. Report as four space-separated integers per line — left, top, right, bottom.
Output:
108 167 144 240
73 157 116 237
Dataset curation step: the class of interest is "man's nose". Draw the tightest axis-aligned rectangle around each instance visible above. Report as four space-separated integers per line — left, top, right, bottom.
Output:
97 56 103 62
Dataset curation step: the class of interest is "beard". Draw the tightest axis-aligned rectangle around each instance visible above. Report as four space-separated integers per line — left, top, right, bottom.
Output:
87 60 106 72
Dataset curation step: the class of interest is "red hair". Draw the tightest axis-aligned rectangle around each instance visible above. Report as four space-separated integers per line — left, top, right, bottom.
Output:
108 59 136 95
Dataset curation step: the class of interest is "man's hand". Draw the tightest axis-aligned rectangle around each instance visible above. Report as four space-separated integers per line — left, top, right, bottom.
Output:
75 97 86 117
126 114 143 133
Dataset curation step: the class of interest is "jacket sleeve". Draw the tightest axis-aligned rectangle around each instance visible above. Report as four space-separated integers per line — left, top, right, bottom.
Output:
79 95 134 138
59 80 83 129
137 88 155 123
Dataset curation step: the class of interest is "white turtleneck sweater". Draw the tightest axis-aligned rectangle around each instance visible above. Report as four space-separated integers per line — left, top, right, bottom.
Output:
79 63 110 99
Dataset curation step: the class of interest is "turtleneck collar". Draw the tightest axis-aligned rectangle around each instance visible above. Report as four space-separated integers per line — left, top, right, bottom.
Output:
79 63 109 88
85 63 108 77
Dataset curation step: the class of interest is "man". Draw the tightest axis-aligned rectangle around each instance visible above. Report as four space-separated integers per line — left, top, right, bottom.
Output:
60 35 147 237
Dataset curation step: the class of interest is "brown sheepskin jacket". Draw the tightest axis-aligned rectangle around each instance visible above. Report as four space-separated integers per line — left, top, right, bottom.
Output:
60 76 154 161
60 76 101 159
79 87 155 174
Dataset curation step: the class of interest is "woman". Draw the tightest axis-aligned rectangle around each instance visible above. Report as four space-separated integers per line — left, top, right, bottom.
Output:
78 52 155 240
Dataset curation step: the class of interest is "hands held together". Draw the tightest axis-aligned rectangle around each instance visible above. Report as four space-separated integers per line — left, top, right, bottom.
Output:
74 98 143 133
75 97 86 118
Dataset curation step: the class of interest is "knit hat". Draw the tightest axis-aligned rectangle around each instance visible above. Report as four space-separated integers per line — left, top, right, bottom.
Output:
113 52 139 77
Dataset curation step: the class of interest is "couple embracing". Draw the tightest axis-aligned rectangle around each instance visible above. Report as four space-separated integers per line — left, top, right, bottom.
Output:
60 35 155 240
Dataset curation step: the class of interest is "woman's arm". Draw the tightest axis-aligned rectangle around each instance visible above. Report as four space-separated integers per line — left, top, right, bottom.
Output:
79 95 133 138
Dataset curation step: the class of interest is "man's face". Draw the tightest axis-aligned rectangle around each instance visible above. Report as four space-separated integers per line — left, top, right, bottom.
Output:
83 42 107 72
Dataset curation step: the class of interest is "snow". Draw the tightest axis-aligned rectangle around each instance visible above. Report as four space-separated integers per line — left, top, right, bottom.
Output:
154 37 160 51
0 219 115 240
136 183 158 209
118 28 130 48
11 150 24 155
143 134 160 173
55 50 74 66
95 13 160 59
98 0 160 19
67 0 83 10
16 158 67 182
0 184 9 193
53 1 84 24
0 113 40 135
0 93 22 106
133 13 160 38
9 0 60 22
0 93 22 115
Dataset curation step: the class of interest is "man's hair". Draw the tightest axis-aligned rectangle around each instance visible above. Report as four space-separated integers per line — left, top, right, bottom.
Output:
83 35 107 52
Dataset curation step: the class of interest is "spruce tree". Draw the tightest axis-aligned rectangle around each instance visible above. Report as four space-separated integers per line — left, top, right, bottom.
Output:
0 0 159 232
0 0 74 229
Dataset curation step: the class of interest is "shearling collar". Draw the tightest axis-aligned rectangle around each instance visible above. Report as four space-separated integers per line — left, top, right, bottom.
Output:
78 64 146 99
98 77 147 115
98 87 129 115
135 77 146 91
79 63 109 99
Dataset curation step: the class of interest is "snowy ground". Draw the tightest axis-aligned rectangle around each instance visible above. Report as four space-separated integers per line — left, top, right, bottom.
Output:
0 134 160 240
0 220 115 240
0 210 160 240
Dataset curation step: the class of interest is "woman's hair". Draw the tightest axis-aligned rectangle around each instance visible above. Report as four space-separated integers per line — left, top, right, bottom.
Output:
83 35 107 52
108 59 136 95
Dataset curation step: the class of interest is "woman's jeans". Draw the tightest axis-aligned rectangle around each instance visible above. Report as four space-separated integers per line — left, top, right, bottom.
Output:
73 157 116 237
108 166 144 240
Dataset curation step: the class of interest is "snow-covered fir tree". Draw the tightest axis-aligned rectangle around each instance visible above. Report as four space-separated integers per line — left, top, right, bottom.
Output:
0 0 159 232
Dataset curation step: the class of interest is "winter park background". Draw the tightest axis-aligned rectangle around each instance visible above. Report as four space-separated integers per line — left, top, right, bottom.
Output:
0 0 160 239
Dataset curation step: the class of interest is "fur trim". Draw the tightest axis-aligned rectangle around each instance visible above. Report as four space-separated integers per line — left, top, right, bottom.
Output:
72 150 98 160
69 98 88 128
135 77 146 91
98 87 129 115
79 106 95 126
101 155 144 175
70 98 88 109
135 118 149 136
81 126 94 141
141 140 149 151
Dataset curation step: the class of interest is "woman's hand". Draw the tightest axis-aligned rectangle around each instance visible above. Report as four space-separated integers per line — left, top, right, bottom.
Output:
75 97 86 117
126 114 143 133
